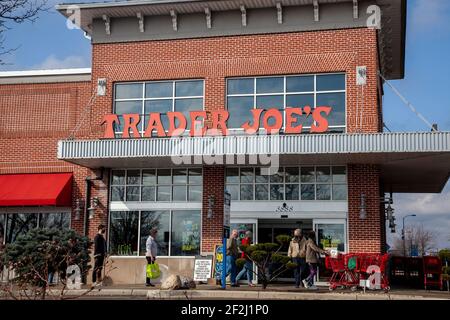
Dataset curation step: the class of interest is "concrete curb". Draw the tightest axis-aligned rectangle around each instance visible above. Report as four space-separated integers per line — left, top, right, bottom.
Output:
145 290 445 300
4 288 447 300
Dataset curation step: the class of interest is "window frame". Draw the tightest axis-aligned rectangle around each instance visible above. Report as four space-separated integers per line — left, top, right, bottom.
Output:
113 79 205 136
110 168 203 203
225 73 347 132
0 211 71 245
225 166 348 202
108 209 202 258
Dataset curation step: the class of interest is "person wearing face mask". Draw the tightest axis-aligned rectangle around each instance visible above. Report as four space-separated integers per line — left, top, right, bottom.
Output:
92 224 107 286
288 229 307 288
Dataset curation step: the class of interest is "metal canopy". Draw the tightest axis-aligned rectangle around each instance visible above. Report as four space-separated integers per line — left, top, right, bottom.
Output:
57 131 450 193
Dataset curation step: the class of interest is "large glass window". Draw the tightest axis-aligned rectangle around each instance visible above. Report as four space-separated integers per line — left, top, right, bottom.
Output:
139 211 170 256
109 211 139 256
170 210 201 256
0 214 5 246
316 224 346 252
226 166 347 201
114 80 204 136
109 210 201 257
0 212 70 244
226 74 346 132
110 168 203 202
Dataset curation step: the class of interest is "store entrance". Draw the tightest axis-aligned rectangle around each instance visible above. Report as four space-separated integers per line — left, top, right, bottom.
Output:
258 219 313 282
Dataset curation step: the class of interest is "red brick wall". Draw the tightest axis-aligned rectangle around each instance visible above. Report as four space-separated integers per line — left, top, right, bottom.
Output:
202 166 225 253
0 81 106 236
89 28 382 252
90 28 380 136
0 27 384 252
347 164 384 253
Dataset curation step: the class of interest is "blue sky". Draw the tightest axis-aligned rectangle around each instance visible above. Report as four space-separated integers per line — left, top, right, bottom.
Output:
1 0 449 249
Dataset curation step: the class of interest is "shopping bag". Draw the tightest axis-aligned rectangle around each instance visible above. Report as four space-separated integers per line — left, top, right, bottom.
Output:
146 262 161 279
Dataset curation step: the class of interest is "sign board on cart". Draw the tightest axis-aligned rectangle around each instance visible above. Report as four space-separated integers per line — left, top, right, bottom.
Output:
213 244 225 280
193 256 213 282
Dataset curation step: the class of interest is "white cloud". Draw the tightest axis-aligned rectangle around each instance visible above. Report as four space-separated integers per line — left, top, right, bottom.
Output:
410 0 450 33
31 54 89 70
387 182 450 249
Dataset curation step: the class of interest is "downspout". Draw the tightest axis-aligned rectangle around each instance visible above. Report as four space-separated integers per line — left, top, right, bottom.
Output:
83 168 104 237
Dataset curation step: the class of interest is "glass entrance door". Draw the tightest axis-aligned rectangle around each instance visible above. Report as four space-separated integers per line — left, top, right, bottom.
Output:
313 219 347 284
230 219 257 284
257 219 313 282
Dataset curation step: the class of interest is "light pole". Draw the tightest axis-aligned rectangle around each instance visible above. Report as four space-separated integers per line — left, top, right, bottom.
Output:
402 214 416 256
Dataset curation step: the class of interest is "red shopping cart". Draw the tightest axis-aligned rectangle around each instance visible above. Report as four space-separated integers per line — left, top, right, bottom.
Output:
325 254 359 291
357 253 390 292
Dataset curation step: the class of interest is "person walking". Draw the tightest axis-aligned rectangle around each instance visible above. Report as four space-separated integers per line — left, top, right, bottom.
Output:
92 224 107 286
226 229 240 287
303 230 329 290
145 228 158 287
287 228 307 288
236 231 255 287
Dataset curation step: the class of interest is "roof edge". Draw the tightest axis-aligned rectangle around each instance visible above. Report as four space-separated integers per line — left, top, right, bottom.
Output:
0 68 92 78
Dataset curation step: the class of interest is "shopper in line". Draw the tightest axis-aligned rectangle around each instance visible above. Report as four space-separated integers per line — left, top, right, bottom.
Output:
92 224 107 286
303 230 329 290
288 228 308 288
226 229 240 287
145 228 158 287
236 231 255 287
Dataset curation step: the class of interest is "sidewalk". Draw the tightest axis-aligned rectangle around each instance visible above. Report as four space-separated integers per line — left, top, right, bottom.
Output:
37 284 450 300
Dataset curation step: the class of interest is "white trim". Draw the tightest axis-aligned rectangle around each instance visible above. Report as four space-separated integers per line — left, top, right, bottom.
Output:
0 207 71 214
110 202 202 211
0 68 91 78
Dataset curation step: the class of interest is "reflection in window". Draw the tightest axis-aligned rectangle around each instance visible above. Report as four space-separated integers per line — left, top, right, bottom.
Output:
139 211 170 256
171 210 201 256
111 169 202 203
0 212 71 244
226 166 347 201
227 73 346 131
109 211 139 256
0 214 5 245
114 80 204 135
317 224 345 252
39 213 70 230
5 214 38 244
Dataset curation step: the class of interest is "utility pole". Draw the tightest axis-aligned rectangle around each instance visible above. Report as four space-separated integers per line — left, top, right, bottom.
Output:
402 214 416 256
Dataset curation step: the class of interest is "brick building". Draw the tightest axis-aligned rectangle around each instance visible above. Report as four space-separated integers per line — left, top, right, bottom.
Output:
1 0 449 285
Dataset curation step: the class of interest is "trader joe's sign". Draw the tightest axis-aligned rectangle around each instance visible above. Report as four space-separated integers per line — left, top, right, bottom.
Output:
102 106 332 138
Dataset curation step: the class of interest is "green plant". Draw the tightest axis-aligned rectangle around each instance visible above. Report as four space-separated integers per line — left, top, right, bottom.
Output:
1 228 92 299
238 234 296 289
438 249 450 263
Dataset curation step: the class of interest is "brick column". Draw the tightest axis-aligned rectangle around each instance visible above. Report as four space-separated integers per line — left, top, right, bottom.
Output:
348 164 384 253
201 166 225 254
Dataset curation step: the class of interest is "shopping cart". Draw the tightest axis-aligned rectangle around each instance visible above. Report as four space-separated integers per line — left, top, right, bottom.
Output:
357 253 390 292
325 254 359 291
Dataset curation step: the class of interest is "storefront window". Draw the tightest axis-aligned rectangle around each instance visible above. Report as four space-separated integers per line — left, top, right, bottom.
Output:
139 211 170 256
110 168 202 203
170 210 201 256
316 224 346 252
5 214 38 244
113 80 204 136
0 212 71 244
226 73 346 132
39 213 70 230
0 214 5 245
226 166 347 201
109 211 139 256
109 210 200 257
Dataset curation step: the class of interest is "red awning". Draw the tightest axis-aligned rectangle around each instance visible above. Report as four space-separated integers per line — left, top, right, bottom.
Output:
0 173 73 206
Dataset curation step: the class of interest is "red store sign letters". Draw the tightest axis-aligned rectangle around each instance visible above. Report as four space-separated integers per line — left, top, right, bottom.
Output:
102 106 332 138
